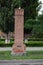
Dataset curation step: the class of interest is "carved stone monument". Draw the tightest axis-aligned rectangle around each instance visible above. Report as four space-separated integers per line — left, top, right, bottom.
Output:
12 8 26 56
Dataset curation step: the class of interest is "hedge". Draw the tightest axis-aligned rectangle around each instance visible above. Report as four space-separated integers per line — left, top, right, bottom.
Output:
0 41 43 47
28 38 43 41
0 42 14 47
0 44 13 47
0 38 14 44
24 41 43 47
0 38 14 41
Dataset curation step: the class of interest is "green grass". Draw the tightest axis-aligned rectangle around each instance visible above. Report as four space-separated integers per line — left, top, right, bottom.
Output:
0 51 43 60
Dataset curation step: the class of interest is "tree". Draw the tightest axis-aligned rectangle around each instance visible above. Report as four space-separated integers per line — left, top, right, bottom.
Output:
13 0 40 35
0 0 14 43
32 13 43 38
21 0 39 19
0 0 40 41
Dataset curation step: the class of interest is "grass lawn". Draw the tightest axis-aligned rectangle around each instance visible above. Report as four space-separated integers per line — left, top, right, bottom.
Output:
0 51 43 60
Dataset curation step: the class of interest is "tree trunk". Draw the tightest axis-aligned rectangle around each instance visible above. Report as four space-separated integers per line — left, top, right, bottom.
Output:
5 33 10 44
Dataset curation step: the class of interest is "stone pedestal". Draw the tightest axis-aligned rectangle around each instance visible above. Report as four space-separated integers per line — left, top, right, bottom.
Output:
12 8 26 56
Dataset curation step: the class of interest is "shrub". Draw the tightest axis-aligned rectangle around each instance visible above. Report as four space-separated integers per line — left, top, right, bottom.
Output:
24 41 43 47
0 39 43 47
0 43 14 47
28 38 43 41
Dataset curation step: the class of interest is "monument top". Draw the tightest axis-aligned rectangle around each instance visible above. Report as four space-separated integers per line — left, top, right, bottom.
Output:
15 8 24 16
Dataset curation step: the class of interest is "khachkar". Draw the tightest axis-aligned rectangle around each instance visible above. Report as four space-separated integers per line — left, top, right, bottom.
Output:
12 8 26 56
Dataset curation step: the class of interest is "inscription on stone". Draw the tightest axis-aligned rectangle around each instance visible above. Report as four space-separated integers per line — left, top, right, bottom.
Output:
17 45 21 47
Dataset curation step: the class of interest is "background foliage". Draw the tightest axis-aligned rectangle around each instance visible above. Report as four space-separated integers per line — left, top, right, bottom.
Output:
0 0 43 38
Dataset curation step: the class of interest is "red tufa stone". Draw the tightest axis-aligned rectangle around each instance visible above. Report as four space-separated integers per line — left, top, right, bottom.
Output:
12 8 26 54
12 44 26 53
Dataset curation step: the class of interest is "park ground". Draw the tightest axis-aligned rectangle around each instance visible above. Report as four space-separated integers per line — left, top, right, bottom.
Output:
0 47 43 60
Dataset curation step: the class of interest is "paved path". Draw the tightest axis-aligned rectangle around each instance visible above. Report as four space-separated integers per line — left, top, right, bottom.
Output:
0 59 43 65
0 47 43 51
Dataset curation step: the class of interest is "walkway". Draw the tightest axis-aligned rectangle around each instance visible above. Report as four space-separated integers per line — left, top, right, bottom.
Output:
0 59 43 65
0 47 43 51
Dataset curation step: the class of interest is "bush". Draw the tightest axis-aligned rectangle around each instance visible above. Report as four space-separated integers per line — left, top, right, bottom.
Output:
0 39 43 47
0 43 14 47
10 38 14 41
0 38 5 42
28 38 43 41
0 41 43 47
0 38 14 47
0 38 14 43
24 41 43 47
0 44 13 47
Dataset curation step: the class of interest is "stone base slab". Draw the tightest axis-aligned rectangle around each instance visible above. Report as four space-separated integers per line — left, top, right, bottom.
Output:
11 52 26 56
12 44 26 56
